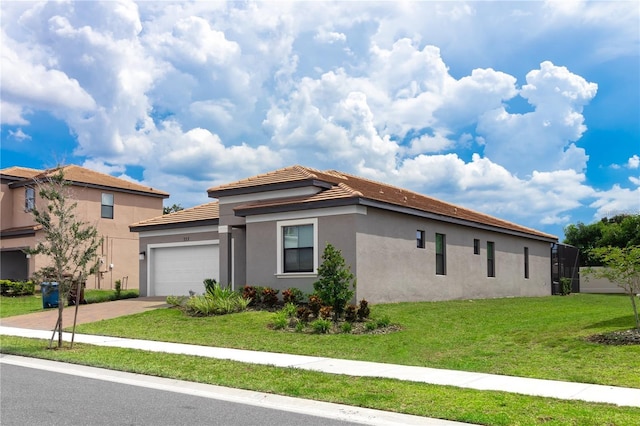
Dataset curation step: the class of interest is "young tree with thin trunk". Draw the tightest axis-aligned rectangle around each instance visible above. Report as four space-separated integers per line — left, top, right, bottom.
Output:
584 246 640 330
25 168 103 348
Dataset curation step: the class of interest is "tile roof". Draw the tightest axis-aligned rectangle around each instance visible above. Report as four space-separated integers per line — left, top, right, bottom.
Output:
130 202 219 230
211 165 557 241
1 165 169 197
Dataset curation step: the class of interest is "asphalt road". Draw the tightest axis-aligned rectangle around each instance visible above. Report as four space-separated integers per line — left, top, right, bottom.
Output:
0 364 362 426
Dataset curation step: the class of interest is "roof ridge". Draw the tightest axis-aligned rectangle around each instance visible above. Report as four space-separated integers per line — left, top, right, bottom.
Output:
336 182 363 197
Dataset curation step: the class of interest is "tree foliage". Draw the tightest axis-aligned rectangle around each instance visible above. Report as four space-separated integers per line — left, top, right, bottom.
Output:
25 169 103 348
584 246 640 330
163 204 184 215
563 214 640 266
313 243 355 322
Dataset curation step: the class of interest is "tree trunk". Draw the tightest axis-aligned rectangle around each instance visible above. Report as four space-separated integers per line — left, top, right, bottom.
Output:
71 279 82 348
629 291 640 329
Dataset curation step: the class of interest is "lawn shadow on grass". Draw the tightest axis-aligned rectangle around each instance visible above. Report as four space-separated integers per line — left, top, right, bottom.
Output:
583 315 635 330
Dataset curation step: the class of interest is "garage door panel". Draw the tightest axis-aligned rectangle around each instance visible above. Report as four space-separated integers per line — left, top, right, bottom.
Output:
151 244 219 296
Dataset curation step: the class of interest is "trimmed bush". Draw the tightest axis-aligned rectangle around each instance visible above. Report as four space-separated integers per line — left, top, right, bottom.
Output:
282 287 305 305
0 280 36 297
311 319 332 334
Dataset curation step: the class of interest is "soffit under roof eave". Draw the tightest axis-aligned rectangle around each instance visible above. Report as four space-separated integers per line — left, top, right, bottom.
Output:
359 199 557 242
9 179 169 198
130 219 219 233
208 179 334 198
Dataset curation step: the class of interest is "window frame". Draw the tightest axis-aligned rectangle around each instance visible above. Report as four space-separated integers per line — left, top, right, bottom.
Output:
25 187 35 212
101 193 114 219
473 238 480 255
524 247 529 279
487 241 495 277
276 218 318 277
416 230 425 249
435 233 446 275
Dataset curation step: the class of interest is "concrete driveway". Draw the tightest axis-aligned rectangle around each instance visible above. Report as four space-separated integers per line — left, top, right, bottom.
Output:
0 297 168 330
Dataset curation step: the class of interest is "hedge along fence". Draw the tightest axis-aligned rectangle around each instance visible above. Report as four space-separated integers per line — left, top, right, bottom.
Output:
0 280 36 297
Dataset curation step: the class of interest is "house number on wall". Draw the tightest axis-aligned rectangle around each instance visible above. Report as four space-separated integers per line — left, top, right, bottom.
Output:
183 236 190 241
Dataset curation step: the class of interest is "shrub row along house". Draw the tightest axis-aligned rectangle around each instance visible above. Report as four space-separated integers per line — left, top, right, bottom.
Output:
0 166 168 289
131 165 557 303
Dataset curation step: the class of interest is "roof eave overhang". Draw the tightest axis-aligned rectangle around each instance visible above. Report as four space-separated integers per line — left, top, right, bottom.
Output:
130 219 219 233
359 199 557 242
208 179 333 198
0 228 38 239
9 179 169 198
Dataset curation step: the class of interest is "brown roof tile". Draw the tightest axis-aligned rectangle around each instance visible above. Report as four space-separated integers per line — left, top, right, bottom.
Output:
130 202 219 229
215 165 556 240
2 165 169 197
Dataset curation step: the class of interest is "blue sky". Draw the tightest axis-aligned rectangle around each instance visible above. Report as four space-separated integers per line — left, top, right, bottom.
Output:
1 1 639 239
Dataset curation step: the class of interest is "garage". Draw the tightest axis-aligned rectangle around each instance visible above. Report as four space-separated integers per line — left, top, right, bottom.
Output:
149 242 219 296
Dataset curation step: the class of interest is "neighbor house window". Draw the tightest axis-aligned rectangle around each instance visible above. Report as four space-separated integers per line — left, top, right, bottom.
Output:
487 241 495 277
25 187 35 212
417 230 425 248
101 193 114 219
473 239 480 255
524 247 529 279
276 218 318 275
436 233 446 275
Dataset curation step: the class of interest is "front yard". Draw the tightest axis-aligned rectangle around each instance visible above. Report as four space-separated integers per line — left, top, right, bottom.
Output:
2 293 639 425
73 293 640 388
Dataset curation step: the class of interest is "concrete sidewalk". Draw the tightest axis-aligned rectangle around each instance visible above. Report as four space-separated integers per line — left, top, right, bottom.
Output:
1 325 639 408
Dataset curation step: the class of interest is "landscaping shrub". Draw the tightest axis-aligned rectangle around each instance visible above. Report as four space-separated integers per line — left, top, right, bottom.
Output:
185 281 250 316
560 277 572 296
308 294 322 318
281 302 297 318
319 305 333 320
296 306 312 322
114 279 122 299
311 319 332 334
313 243 355 322
344 304 357 323
262 287 279 307
0 280 35 296
242 285 258 305
340 322 353 334
282 287 305 305
271 312 289 330
203 278 218 295
357 299 370 320
166 295 187 307
375 315 391 328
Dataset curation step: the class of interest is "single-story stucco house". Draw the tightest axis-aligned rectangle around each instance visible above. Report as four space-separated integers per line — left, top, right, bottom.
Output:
131 165 558 303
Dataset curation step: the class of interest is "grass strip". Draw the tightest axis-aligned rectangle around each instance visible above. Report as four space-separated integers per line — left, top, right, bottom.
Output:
1 336 638 426
74 295 640 388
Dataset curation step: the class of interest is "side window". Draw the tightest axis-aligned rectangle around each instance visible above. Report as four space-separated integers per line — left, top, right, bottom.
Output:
487 241 495 277
473 238 480 255
101 193 114 219
436 233 446 275
25 187 35 212
524 247 529 279
417 230 425 248
283 224 314 273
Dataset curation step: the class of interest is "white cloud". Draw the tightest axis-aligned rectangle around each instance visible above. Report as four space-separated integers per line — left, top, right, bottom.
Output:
7 128 31 142
628 155 639 169
590 185 640 219
314 28 346 44
1 101 29 125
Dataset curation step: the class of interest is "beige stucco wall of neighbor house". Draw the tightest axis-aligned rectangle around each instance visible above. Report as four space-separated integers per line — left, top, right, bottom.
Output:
579 267 624 293
354 208 552 304
243 211 358 296
137 227 219 297
1 181 163 290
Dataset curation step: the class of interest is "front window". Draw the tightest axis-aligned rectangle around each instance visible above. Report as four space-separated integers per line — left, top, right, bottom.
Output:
282 223 315 273
25 187 35 211
436 233 446 275
101 193 114 219
524 247 529 279
473 239 480 255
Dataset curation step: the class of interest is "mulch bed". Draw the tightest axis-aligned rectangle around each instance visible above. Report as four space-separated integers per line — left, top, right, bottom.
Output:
586 328 640 345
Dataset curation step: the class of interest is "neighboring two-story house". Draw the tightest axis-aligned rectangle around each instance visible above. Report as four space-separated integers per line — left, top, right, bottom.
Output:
0 165 169 289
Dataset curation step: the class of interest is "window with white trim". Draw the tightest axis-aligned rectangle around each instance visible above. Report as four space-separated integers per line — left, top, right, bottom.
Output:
276 218 318 275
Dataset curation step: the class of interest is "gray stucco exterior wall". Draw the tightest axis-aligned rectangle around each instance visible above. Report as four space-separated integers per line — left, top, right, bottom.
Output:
354 208 551 303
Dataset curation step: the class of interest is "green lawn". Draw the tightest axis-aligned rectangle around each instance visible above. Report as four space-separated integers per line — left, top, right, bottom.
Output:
70 294 640 388
1 335 638 426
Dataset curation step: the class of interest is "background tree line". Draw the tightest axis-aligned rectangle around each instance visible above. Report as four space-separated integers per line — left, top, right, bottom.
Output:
563 214 640 266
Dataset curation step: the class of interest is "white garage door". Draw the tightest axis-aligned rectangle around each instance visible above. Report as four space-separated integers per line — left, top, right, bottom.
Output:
151 243 219 296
